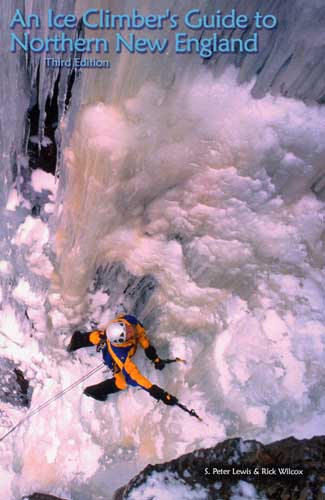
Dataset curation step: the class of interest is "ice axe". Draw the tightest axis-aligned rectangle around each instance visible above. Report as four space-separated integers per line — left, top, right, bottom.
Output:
176 401 203 422
160 357 187 365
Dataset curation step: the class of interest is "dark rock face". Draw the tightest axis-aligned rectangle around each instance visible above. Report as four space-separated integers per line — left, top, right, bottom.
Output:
22 494 67 500
0 357 31 407
114 436 325 499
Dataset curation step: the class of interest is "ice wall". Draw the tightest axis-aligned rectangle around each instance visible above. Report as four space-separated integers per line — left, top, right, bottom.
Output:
0 0 81 339
0 1 325 499
1 0 324 209
51 0 325 462
0 0 29 205
52 0 208 309
53 0 325 444
0 0 76 196
54 0 325 308
51 63 325 497
208 0 325 103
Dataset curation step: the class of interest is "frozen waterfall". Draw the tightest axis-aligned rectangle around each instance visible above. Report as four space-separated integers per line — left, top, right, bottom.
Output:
0 1 325 499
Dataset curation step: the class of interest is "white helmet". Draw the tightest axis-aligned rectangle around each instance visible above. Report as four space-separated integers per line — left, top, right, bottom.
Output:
106 321 127 345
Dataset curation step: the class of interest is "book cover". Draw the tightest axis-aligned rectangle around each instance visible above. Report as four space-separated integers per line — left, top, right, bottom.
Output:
0 1 324 499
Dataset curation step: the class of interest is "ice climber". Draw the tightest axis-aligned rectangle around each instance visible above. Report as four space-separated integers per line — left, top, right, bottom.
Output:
67 314 179 406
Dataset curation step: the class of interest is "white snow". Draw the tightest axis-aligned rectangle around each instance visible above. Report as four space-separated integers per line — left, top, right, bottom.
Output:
29 135 53 147
0 467 12 500
31 169 57 196
44 202 55 214
14 216 49 248
13 216 54 278
230 481 264 499
13 279 44 309
127 471 208 500
0 304 25 346
6 189 20 211
0 260 12 275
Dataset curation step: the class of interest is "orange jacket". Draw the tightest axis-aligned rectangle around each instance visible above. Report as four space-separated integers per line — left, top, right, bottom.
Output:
89 314 154 391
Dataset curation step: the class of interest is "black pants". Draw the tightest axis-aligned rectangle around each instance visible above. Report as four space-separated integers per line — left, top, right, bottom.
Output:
67 331 93 352
84 378 121 401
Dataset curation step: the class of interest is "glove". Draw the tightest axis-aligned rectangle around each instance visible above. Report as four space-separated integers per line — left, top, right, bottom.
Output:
148 385 178 406
96 334 107 352
145 345 158 361
67 331 93 352
153 357 165 371
163 392 178 406
144 347 165 370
